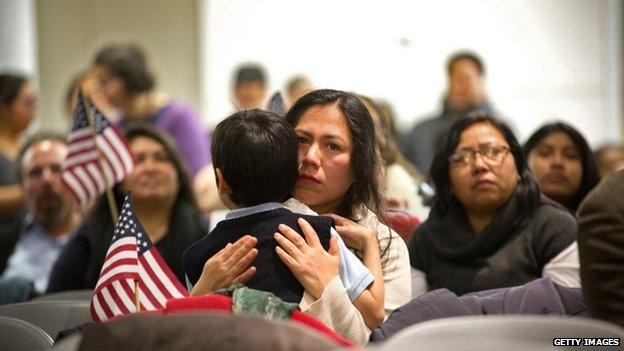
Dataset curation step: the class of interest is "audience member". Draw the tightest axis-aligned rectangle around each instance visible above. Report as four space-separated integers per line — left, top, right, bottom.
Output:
359 95 428 220
64 70 117 121
524 122 600 213
191 90 412 345
594 143 624 178
578 169 624 327
409 114 580 296
91 43 210 176
192 64 270 216
231 63 267 110
0 73 36 224
402 51 494 176
47 125 207 292
184 109 380 330
285 75 313 108
0 134 81 294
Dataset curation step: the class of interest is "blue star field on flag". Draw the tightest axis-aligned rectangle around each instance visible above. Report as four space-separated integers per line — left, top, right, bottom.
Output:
71 95 111 134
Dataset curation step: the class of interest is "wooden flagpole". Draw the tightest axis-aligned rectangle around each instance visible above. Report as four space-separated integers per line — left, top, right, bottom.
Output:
135 281 141 312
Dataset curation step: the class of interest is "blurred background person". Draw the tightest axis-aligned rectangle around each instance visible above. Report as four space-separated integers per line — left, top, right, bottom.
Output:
47 125 207 292
401 51 493 177
91 43 210 177
0 134 80 299
409 115 579 296
231 63 267 110
358 95 428 221
524 122 600 214
0 73 37 228
285 75 313 108
593 143 624 179
64 69 117 121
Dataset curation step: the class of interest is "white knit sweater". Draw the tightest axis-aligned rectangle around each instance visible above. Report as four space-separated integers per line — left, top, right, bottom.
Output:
285 199 412 345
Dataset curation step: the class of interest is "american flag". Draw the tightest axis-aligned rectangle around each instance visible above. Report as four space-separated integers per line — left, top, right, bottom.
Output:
90 194 189 322
62 95 134 208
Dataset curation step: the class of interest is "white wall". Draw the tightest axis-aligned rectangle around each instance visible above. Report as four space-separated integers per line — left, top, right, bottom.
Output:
201 0 622 146
0 0 37 74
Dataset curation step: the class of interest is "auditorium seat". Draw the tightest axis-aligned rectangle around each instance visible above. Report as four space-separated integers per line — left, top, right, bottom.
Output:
56 312 344 351
0 316 53 350
0 300 91 340
383 210 421 243
33 289 93 302
371 315 624 351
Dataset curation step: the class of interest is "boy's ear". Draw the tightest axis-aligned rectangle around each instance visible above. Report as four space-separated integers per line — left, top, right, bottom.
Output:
214 168 231 195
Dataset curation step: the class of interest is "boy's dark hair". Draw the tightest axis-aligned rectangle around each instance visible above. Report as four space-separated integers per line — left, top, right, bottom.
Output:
446 51 485 76
212 109 298 207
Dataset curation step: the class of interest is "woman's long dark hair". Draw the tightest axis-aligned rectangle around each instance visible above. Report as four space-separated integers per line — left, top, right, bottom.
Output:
430 113 541 224
285 89 383 221
285 89 394 261
523 122 600 212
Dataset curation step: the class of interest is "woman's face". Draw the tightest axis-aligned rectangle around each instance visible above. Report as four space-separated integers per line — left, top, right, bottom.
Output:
2 83 36 133
449 122 519 214
293 104 355 214
124 136 179 204
527 131 582 204
92 65 127 108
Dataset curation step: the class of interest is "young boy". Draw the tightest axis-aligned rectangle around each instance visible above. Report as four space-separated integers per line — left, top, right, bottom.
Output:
183 110 381 323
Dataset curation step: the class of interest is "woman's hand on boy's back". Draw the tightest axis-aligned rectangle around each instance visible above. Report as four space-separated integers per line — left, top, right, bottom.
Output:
274 218 340 300
323 213 378 253
190 235 258 296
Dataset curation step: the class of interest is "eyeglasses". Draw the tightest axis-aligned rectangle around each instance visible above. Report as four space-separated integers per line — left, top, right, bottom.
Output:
449 145 510 166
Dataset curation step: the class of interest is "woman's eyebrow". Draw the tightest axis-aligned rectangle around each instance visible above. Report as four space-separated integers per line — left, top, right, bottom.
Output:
295 129 312 137
295 129 347 142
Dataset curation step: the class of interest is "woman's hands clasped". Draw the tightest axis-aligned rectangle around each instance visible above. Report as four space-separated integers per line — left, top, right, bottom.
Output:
274 218 340 300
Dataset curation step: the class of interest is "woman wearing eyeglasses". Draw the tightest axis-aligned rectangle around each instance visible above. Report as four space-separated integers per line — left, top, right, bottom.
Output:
408 114 580 296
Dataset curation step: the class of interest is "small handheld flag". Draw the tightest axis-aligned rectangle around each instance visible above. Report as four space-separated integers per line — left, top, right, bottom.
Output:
90 193 189 322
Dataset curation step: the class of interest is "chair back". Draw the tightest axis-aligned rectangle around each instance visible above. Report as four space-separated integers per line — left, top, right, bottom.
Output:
0 316 53 350
33 290 93 302
0 300 91 340
376 315 624 351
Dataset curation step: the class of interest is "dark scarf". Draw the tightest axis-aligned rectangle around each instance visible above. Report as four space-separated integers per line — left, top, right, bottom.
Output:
426 185 541 262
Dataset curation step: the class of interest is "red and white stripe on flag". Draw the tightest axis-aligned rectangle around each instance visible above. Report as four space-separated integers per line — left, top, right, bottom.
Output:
62 125 133 208
90 236 140 322
89 194 188 323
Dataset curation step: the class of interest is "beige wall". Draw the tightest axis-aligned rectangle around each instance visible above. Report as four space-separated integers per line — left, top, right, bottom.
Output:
36 0 199 132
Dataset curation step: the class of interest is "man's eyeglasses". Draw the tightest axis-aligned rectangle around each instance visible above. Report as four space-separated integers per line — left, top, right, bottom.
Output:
449 145 510 166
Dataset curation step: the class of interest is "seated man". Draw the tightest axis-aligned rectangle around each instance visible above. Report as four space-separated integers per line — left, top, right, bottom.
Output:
0 133 81 295
183 109 374 305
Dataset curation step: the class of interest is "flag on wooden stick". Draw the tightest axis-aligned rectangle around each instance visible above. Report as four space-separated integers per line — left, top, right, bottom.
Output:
90 193 189 322
62 94 134 208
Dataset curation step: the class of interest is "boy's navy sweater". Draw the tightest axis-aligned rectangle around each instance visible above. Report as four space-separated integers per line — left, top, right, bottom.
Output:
183 208 332 303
